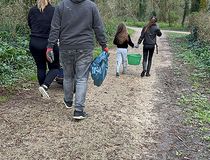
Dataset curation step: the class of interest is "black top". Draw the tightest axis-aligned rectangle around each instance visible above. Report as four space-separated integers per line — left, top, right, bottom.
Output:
138 24 162 46
28 4 54 39
113 35 134 48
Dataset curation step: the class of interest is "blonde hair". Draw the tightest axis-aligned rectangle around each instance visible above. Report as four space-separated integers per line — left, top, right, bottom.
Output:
37 0 51 12
115 23 128 44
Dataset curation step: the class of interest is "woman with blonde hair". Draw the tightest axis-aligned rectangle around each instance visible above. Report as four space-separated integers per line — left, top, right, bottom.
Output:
28 0 59 99
113 23 134 77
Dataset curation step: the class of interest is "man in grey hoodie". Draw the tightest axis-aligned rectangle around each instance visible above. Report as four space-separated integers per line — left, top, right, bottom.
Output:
46 0 108 120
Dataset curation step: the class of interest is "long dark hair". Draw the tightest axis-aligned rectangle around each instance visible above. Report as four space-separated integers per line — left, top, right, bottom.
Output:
144 16 157 33
115 23 128 44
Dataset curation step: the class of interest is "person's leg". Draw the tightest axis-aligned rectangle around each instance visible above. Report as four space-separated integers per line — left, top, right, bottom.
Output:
73 49 93 119
121 49 128 74
141 46 149 77
146 47 155 76
116 48 122 76
60 50 75 107
29 38 47 86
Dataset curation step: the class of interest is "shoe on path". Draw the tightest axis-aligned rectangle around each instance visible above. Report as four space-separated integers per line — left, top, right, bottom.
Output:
39 85 50 99
73 110 87 120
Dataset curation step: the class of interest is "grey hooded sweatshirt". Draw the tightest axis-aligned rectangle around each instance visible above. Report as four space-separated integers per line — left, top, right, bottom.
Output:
47 0 107 50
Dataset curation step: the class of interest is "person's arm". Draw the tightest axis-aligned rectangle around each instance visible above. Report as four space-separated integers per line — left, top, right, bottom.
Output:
154 24 162 37
113 35 118 45
47 5 62 49
138 27 146 44
28 8 32 29
92 4 107 50
128 35 134 48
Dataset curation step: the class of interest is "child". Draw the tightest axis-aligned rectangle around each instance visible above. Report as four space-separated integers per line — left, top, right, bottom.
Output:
135 16 162 77
113 23 134 77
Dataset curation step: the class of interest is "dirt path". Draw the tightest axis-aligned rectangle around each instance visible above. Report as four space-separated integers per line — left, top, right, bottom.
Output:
1 29 188 160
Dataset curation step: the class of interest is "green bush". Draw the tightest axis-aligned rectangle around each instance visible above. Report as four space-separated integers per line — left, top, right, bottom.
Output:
0 31 35 87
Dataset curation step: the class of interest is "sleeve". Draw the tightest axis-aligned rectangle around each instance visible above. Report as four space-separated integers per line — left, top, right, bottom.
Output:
128 35 134 48
47 5 62 48
92 5 107 50
156 28 162 37
28 8 32 29
113 35 118 45
138 27 145 44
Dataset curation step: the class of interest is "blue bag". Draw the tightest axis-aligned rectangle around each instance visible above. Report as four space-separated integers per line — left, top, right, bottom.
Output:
90 51 109 87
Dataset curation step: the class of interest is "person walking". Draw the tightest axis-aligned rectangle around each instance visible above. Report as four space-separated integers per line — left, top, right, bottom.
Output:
113 23 134 77
47 0 108 120
28 0 60 99
135 16 162 77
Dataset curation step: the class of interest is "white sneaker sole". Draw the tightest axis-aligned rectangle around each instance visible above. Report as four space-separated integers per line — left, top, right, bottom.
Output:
73 116 86 120
39 87 50 99
63 101 72 109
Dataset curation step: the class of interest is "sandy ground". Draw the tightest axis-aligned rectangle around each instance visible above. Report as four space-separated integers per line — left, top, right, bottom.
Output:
0 28 194 160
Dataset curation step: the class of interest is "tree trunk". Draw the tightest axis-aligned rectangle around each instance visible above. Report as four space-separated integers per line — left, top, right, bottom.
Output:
138 0 147 21
191 0 200 12
182 0 190 26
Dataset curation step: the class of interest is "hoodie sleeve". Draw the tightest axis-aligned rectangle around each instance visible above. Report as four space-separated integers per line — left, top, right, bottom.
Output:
92 4 107 49
128 35 134 48
47 4 62 48
138 27 146 44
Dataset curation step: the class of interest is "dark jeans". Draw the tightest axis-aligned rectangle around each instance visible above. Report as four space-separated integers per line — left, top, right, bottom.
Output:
143 45 155 73
29 37 60 87
60 49 93 111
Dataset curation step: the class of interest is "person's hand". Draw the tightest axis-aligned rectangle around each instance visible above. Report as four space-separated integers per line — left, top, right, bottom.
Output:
135 44 140 48
103 47 109 53
46 48 54 63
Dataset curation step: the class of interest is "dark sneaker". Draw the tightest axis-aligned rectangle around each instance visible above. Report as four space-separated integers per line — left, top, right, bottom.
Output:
73 110 87 120
116 72 120 77
39 85 50 99
63 99 73 108
122 71 126 74
141 71 146 77
146 72 151 77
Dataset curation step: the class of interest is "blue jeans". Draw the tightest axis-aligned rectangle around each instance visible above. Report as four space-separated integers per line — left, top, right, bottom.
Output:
60 49 93 111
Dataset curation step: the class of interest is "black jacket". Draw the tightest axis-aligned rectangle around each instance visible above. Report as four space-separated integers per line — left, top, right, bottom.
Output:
28 4 54 39
113 35 134 48
138 24 162 46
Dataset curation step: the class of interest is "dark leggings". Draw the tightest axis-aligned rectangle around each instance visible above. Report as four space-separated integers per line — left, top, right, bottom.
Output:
143 45 155 73
29 37 59 87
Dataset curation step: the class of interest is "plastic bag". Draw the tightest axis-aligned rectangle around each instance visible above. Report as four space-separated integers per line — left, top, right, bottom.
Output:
90 51 109 87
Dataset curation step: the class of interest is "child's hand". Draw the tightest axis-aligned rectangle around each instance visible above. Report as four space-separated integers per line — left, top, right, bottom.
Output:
135 44 139 48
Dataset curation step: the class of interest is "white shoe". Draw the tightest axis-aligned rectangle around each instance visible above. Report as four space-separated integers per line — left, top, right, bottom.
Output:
39 85 50 99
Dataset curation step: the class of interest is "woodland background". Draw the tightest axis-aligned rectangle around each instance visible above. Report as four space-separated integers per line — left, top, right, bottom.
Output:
0 0 209 87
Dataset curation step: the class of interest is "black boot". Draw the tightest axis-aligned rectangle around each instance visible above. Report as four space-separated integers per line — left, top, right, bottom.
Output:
141 71 146 77
146 72 150 77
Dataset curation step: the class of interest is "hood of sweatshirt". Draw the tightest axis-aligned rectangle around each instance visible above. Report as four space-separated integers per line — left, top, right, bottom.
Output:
70 0 86 3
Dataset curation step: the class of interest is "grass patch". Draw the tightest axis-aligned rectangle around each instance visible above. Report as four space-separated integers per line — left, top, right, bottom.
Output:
126 21 188 31
0 96 8 103
0 31 36 88
168 32 210 142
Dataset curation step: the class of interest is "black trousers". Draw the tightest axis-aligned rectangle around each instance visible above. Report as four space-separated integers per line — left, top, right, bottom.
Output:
29 36 59 87
142 45 155 73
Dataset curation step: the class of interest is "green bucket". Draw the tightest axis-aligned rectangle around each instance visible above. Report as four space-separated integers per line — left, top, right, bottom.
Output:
127 53 142 65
